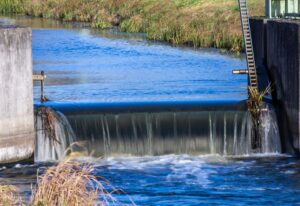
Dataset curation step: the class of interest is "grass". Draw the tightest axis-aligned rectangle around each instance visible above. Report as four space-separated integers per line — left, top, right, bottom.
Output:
1 161 122 206
248 84 272 121
247 84 272 148
0 0 24 14
0 0 264 53
31 161 116 206
0 185 25 205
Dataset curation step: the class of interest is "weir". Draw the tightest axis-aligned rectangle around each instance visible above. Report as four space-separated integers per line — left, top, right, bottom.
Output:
1 2 299 164
34 101 281 161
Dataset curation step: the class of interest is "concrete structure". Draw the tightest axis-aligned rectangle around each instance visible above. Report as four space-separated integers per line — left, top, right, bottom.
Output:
266 0 300 18
250 18 300 154
0 26 35 163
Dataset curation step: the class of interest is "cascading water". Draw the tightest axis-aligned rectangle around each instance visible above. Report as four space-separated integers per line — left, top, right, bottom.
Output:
260 106 282 154
34 102 281 160
34 107 76 162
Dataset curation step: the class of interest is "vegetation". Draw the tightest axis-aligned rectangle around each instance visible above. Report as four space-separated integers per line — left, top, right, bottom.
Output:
1 162 119 206
0 0 264 52
31 161 116 206
0 0 23 14
248 85 271 121
0 185 25 205
248 84 272 149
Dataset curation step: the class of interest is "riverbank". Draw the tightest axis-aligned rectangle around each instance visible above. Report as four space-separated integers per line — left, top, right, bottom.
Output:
0 0 263 53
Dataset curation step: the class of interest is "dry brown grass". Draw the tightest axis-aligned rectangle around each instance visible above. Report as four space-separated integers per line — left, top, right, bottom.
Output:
3 0 264 53
0 185 24 206
30 161 116 206
0 161 127 206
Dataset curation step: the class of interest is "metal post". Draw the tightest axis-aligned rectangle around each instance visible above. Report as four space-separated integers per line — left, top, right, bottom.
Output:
33 71 47 103
265 0 271 17
41 71 45 102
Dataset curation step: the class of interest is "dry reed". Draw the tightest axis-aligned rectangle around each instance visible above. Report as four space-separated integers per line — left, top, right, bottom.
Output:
30 161 116 206
0 185 24 206
0 161 127 206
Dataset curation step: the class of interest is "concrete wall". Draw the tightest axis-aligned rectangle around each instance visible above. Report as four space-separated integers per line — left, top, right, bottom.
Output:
0 26 35 163
250 18 300 154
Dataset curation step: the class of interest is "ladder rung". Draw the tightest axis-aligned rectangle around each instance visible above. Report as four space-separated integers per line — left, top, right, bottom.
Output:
239 0 258 88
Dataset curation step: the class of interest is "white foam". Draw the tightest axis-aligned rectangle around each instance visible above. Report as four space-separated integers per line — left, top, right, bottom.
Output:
35 109 76 162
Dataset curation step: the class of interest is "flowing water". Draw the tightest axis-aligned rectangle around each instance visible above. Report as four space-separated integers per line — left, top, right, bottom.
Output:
34 107 76 162
0 16 248 102
0 16 300 205
34 102 281 159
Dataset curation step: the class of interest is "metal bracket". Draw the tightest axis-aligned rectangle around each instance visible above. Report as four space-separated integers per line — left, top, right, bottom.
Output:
33 71 47 103
232 69 249 74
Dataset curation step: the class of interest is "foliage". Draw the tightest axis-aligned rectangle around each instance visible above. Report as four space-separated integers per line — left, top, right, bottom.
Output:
248 84 272 121
0 0 264 52
247 84 272 149
0 0 24 14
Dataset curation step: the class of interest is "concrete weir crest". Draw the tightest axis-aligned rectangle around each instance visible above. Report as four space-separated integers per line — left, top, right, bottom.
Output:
0 26 35 163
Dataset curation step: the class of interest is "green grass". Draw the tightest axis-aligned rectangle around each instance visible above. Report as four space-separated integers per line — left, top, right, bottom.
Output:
0 0 264 53
0 0 24 14
173 0 200 7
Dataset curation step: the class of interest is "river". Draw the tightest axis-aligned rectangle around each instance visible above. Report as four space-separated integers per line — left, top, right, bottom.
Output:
0 16 300 206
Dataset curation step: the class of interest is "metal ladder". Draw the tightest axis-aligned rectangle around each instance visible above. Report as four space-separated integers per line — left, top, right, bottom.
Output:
238 0 258 89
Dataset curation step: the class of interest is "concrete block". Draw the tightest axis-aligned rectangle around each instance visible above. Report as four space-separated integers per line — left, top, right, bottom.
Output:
0 26 34 163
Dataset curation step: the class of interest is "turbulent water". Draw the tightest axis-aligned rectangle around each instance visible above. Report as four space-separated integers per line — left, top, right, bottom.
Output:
0 16 300 206
1 155 300 205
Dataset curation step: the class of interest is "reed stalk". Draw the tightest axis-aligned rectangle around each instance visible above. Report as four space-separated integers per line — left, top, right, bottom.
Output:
1 161 125 206
30 161 117 206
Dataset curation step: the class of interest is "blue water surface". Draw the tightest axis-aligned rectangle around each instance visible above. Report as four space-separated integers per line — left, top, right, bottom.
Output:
4 17 247 102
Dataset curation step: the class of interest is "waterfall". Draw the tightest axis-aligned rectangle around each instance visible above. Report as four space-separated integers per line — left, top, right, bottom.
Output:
260 106 282 154
33 102 282 159
34 107 76 162
62 108 281 157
